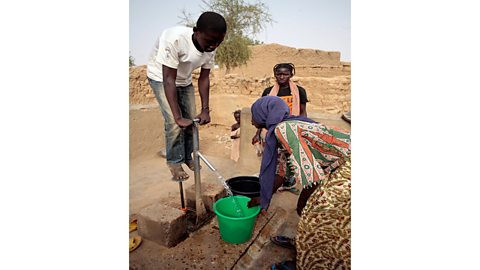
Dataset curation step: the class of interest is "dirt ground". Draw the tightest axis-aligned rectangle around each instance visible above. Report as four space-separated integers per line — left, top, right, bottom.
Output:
129 103 350 269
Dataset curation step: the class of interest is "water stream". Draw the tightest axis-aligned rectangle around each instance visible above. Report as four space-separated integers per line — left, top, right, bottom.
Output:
196 150 245 218
212 170 245 218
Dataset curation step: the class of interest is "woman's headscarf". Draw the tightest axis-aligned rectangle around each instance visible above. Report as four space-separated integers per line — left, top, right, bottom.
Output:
251 96 316 210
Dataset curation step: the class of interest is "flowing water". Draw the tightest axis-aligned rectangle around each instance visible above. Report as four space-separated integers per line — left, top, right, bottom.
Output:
212 170 245 218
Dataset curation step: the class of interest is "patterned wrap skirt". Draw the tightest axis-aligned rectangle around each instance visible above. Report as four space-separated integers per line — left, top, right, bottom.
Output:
296 160 351 270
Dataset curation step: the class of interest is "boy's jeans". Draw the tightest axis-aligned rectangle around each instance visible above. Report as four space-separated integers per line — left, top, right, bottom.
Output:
148 78 196 165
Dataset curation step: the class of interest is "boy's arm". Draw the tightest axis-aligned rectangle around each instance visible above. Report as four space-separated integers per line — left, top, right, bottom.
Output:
196 68 211 125
162 65 193 128
252 128 262 145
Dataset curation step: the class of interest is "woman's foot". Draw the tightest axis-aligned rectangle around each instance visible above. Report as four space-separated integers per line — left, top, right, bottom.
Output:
270 235 296 250
168 164 189 181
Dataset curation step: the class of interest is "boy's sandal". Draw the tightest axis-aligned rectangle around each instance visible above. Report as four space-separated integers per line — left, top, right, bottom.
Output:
167 164 189 181
271 260 296 270
129 236 142 252
270 235 296 250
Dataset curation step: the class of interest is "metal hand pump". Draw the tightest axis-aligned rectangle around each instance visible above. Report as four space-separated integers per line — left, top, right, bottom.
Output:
192 119 206 222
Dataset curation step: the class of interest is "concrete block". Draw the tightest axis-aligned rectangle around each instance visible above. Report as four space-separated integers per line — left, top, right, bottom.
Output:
137 203 187 247
185 182 226 213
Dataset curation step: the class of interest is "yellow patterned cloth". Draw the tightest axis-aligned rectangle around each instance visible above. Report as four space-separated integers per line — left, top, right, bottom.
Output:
296 160 351 270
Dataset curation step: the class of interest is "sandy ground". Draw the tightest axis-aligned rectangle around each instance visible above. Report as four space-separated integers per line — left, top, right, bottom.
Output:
129 104 351 269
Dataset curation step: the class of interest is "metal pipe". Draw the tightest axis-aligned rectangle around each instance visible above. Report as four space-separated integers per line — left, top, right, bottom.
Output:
192 119 205 221
197 151 217 172
179 181 185 209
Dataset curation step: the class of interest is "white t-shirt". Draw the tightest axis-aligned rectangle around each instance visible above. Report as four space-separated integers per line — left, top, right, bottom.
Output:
147 26 216 87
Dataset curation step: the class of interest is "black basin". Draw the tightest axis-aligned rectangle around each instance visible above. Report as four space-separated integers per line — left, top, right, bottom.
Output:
226 176 260 198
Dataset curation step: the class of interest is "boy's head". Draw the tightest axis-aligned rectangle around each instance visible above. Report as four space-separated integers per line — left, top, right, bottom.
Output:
193 11 227 52
233 110 241 123
273 63 295 86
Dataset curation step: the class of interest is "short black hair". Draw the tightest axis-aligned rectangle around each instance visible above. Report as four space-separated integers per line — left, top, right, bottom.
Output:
196 11 227 33
273 63 296 76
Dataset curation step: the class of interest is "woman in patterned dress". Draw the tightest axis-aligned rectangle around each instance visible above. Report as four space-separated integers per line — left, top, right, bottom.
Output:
247 96 351 269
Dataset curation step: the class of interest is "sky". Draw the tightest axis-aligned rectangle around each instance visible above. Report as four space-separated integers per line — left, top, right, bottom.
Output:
129 0 350 65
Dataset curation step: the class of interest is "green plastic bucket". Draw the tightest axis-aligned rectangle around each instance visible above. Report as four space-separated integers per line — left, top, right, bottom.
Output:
213 195 261 244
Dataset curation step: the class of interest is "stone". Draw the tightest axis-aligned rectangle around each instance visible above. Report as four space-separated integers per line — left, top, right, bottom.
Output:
137 203 188 247
185 182 226 213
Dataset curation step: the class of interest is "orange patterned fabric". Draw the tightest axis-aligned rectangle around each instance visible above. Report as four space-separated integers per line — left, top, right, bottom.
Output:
274 120 350 189
268 80 301 116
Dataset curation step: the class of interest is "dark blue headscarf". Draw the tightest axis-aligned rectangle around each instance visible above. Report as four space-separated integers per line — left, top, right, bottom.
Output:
251 96 316 210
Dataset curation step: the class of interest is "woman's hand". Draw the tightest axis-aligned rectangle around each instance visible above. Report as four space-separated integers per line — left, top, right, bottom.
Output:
251 134 259 145
247 197 260 208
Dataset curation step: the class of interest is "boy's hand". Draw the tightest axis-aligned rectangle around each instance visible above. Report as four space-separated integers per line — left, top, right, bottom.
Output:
231 123 240 131
196 110 211 125
251 135 259 145
175 117 193 128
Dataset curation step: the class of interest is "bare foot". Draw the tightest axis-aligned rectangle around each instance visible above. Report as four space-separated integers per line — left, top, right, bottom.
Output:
167 164 189 181
185 160 201 171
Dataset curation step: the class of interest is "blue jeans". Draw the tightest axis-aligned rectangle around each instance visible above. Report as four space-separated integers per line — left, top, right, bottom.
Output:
148 78 196 165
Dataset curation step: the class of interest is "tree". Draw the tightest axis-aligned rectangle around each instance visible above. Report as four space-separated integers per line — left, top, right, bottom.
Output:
129 53 135 67
180 0 273 73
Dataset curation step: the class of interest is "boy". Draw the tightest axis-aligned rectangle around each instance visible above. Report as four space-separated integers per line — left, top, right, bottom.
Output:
147 12 227 181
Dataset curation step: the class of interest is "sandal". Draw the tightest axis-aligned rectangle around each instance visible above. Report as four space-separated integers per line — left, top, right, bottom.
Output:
129 236 142 252
279 187 300 195
270 235 296 250
341 111 351 123
271 260 296 270
167 164 189 181
129 218 137 233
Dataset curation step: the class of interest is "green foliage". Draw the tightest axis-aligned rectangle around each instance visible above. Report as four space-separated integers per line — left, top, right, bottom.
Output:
246 37 264 45
179 0 273 73
202 0 273 36
215 34 251 71
129 53 135 67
